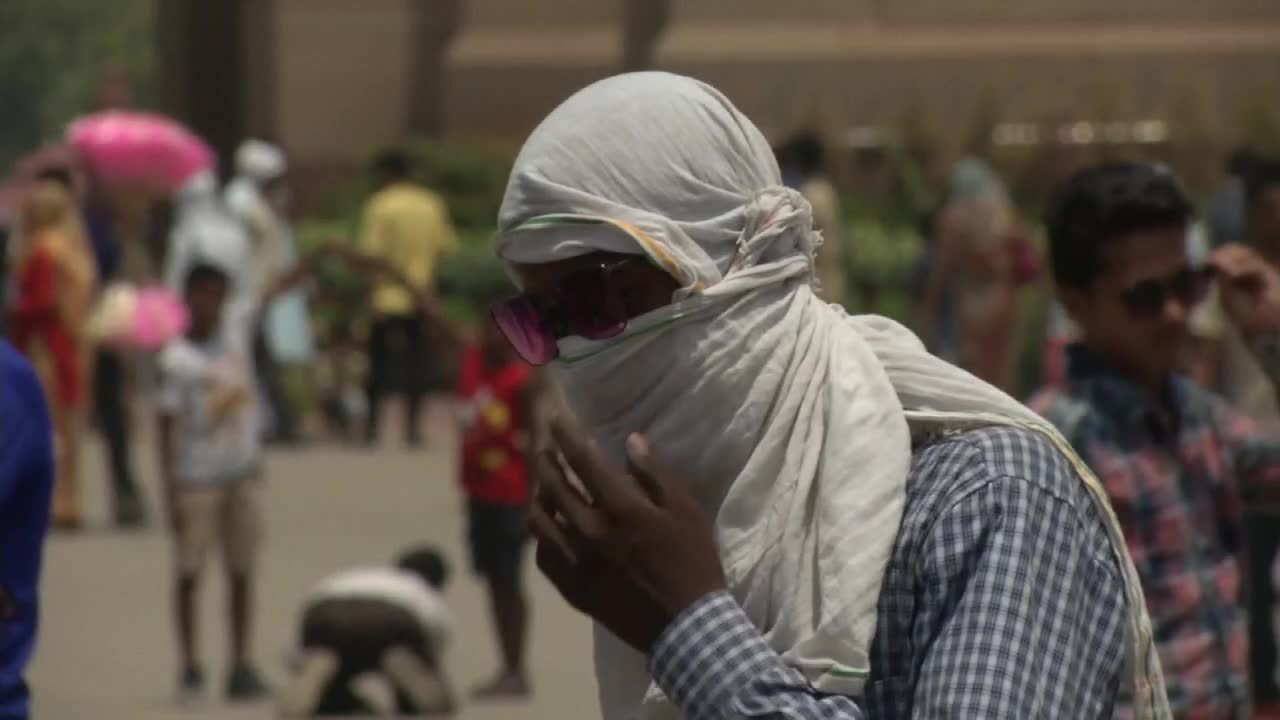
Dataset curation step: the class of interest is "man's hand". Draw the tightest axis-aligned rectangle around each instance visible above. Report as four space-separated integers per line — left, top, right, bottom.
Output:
529 419 727 652
1209 243 1280 336
530 503 670 653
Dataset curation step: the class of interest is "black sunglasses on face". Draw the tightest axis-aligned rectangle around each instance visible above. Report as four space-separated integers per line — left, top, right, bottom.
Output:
1119 266 1214 318
491 256 641 365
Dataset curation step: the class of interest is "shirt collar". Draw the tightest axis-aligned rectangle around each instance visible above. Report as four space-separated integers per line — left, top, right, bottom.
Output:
1065 343 1185 439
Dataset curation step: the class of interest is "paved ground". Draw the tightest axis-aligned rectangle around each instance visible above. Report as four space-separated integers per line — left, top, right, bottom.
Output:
28 408 597 719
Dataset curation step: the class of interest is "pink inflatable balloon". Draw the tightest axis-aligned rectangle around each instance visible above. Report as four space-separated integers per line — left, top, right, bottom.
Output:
67 111 214 193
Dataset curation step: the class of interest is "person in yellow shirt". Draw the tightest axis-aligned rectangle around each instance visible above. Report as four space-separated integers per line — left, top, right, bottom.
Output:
359 150 458 446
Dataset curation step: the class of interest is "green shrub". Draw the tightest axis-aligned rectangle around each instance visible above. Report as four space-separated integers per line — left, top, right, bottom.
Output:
400 139 512 232
435 230 514 324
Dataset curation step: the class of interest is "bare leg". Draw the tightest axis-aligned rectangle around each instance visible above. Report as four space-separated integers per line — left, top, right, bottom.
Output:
175 574 199 670
473 575 530 698
62 410 82 520
229 572 252 666
225 571 270 699
491 576 527 677
384 646 455 715
49 400 81 528
277 649 338 718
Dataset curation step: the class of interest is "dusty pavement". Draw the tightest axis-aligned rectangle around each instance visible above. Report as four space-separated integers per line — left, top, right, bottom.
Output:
28 413 597 719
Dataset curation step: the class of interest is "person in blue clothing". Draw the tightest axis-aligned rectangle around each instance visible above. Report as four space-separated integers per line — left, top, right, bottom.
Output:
0 339 56 720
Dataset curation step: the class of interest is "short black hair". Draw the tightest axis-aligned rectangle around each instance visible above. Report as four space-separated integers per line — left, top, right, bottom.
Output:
183 262 230 294
1228 147 1258 177
373 149 411 180
779 132 825 176
397 546 449 589
1245 159 1280 212
1046 162 1193 289
35 166 74 190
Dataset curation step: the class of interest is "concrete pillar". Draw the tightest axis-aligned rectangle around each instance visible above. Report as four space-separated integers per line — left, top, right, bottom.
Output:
407 0 464 137
240 0 279 141
622 0 671 72
155 0 247 172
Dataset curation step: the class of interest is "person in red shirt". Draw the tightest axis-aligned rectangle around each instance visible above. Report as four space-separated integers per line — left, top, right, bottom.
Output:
10 181 97 530
457 319 536 699
341 251 544 699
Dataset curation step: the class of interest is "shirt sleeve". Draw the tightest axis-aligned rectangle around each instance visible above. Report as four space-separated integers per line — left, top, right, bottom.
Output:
907 474 1127 718
1212 398 1280 504
648 469 1128 720
649 591 866 720
358 200 387 256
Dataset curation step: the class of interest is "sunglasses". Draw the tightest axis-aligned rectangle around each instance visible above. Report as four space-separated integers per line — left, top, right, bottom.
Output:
491 257 641 366
1119 266 1214 318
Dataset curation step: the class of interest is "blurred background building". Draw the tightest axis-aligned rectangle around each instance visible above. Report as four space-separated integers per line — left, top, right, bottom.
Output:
146 0 1280 207
5 0 1280 207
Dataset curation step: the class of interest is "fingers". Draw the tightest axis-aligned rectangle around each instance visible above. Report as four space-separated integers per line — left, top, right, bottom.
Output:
528 503 578 565
625 433 667 507
533 518 589 611
1210 244 1264 278
536 449 605 540
551 417 629 509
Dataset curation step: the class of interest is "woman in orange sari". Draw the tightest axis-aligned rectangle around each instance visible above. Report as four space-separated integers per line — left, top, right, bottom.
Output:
11 181 98 529
916 158 1034 393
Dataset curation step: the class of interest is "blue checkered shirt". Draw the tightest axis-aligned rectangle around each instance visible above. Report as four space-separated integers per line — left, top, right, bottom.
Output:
648 426 1130 719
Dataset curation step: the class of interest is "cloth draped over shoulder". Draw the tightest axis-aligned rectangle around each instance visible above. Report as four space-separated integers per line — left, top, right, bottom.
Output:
495 71 1169 719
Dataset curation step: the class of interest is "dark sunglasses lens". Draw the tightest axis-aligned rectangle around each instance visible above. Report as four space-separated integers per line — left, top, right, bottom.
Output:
1173 268 1213 306
491 297 557 365
1121 281 1167 317
558 265 628 340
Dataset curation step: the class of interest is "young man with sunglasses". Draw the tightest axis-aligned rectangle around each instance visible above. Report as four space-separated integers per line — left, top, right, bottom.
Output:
1031 162 1280 718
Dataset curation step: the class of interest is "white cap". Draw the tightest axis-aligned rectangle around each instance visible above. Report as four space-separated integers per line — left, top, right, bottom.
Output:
234 139 286 181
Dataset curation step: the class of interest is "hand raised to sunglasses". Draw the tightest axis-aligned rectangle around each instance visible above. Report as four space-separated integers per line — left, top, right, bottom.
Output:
1210 244 1280 337
529 420 727 653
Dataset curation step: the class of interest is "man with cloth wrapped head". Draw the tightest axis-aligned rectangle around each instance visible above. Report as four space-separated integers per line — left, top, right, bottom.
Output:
484 72 1171 719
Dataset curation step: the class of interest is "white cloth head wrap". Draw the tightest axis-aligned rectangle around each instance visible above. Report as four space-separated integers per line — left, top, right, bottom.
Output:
497 72 1168 720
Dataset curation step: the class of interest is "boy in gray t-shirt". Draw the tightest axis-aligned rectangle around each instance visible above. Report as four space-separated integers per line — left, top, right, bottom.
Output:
157 262 268 702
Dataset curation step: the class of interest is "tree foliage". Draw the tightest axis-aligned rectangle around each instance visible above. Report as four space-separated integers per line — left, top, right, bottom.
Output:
0 0 156 171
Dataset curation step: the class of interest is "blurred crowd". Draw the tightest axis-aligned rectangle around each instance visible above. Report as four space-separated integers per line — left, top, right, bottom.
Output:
9 68 1280 718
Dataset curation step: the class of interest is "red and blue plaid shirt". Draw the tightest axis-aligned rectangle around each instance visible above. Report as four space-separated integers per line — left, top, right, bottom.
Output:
1032 343 1280 718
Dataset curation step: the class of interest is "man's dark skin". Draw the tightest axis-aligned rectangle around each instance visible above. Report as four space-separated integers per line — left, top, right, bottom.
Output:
530 421 728 653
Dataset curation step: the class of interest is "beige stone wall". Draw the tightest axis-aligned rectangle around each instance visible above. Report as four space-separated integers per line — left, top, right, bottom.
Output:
442 0 626 141
274 0 414 162
879 0 1280 25
259 0 1280 205
658 27 1280 144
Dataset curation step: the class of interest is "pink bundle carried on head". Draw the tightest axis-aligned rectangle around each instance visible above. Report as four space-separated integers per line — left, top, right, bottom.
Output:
131 287 189 349
89 284 189 350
